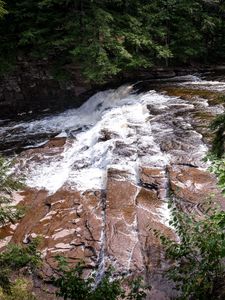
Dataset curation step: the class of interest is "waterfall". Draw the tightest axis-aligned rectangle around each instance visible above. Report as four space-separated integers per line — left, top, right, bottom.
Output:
4 79 217 194
1 74 225 298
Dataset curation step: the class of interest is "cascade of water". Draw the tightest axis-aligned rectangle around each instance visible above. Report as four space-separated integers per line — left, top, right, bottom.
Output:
1 75 225 299
4 83 212 194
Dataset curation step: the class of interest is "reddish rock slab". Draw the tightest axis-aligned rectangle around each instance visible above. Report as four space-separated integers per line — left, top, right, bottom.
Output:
168 165 225 213
140 167 168 199
43 137 67 148
105 168 144 273
0 187 104 278
14 137 71 172
2 163 222 300
0 189 45 250
136 186 177 300
105 166 177 299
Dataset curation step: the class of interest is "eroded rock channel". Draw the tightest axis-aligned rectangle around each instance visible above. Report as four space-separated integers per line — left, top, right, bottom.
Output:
0 74 225 299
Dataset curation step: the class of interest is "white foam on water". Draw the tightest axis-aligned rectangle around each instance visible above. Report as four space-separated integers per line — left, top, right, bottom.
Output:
22 87 173 193
157 202 173 228
180 78 225 91
22 140 48 149
9 85 135 135
4 80 215 194
166 75 202 82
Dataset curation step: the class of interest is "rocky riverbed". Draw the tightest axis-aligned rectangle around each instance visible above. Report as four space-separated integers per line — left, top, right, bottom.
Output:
0 74 225 299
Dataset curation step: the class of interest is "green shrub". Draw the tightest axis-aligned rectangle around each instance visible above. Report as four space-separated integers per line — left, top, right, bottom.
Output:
210 114 225 158
0 156 25 226
0 238 41 270
208 156 225 195
154 201 225 300
53 257 147 300
0 278 36 300
0 156 40 297
0 239 41 293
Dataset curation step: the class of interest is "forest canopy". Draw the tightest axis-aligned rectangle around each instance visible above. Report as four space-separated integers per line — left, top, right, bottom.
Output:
0 0 225 82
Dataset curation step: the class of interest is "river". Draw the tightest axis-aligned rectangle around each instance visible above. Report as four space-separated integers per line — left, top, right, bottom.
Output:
0 73 225 299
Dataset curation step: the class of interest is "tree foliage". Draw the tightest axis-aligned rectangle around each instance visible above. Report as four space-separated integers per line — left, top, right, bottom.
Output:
0 0 225 81
154 201 225 300
210 110 225 158
0 239 41 294
208 156 225 195
0 156 24 226
0 0 7 18
0 278 36 300
53 257 147 300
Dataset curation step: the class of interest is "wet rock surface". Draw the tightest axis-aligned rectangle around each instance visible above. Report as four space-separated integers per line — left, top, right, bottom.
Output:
1 76 225 299
168 165 225 213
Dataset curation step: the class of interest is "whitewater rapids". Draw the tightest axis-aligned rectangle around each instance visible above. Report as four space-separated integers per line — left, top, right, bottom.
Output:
6 77 224 194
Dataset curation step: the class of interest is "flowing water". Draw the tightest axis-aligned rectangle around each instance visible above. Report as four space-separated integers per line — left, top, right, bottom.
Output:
1 73 225 231
2 74 224 192
1 73 225 298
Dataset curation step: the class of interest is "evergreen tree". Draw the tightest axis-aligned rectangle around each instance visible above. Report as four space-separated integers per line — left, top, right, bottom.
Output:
0 0 225 81
0 157 24 226
0 0 6 18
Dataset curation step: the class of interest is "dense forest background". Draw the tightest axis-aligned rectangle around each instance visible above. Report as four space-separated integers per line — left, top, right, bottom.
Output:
0 0 225 82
